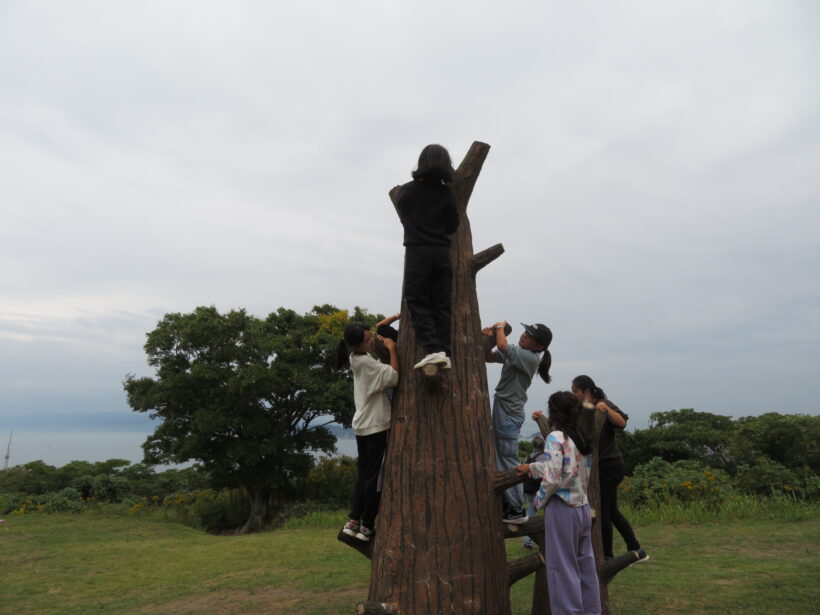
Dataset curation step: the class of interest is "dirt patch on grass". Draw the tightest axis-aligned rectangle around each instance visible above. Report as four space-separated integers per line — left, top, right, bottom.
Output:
138 586 365 615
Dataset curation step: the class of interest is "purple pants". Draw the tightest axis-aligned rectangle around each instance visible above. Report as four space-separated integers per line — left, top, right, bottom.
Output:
544 497 601 615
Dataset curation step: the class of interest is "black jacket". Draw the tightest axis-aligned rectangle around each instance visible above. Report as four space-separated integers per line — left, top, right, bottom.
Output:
397 179 459 247
597 399 628 466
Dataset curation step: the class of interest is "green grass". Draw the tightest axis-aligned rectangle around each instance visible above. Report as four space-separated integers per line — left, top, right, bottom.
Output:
620 492 820 525
1 511 818 614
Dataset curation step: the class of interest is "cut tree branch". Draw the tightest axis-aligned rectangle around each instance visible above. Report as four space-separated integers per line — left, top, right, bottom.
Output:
389 185 402 215
453 141 491 209
507 552 545 587
336 529 373 560
481 323 512 354
601 550 644 585
356 601 400 615
493 468 525 492
503 516 544 540
470 243 504 274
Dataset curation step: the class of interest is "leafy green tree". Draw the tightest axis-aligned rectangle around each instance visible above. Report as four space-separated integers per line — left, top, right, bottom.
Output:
619 409 736 473
730 413 820 474
0 460 61 494
124 305 365 533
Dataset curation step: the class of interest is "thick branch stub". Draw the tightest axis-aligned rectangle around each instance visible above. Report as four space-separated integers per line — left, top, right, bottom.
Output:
388 185 402 215
481 323 512 353
357 601 399 615
493 468 525 492
503 515 544 540
336 530 373 560
453 141 491 208
470 243 504 274
601 550 643 585
507 552 545 587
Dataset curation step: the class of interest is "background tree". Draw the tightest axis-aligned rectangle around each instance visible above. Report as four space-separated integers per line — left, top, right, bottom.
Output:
124 304 364 533
619 408 735 473
730 413 820 474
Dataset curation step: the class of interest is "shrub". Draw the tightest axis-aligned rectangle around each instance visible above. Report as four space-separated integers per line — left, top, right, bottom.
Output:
296 456 357 509
0 493 28 515
40 488 85 513
159 490 249 533
621 456 734 508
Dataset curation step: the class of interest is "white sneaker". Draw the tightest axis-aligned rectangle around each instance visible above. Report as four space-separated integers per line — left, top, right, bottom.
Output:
414 352 446 369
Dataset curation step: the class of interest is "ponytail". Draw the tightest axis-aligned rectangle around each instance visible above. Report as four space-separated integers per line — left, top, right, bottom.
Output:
335 340 351 370
572 374 605 402
537 350 552 384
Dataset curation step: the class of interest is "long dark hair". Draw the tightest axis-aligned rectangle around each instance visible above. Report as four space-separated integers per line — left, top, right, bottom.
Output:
412 144 454 183
335 323 368 370
537 350 552 384
572 375 606 402
547 391 592 455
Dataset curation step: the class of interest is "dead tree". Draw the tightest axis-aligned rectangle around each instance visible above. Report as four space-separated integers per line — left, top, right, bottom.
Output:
357 141 517 614
337 141 630 613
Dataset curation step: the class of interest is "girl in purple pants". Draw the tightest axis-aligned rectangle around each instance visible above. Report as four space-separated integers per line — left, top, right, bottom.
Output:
517 391 601 615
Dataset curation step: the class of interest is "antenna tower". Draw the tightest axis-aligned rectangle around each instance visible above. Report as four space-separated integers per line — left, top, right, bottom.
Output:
3 430 11 470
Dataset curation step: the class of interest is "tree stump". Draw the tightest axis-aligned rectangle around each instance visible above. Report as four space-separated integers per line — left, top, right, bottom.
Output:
365 142 513 614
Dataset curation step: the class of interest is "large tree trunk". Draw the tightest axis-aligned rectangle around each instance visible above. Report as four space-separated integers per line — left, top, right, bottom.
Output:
366 142 512 614
239 486 270 534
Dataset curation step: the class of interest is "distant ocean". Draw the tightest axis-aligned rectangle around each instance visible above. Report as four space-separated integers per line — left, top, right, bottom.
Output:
4 418 360 467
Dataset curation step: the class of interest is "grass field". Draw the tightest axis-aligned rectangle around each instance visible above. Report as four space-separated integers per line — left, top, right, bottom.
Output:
1 512 818 614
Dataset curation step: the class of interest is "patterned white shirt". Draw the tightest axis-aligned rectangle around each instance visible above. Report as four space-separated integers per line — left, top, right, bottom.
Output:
529 430 592 508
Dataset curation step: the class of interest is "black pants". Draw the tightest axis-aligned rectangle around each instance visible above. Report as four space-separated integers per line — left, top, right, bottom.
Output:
349 430 388 529
403 244 452 355
599 462 641 557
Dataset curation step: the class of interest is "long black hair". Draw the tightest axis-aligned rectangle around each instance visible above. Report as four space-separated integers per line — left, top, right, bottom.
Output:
547 391 592 455
412 144 454 183
537 350 552 384
572 374 606 402
335 323 368 370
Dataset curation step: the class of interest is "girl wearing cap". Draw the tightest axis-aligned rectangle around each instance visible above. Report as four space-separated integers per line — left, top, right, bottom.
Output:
572 375 647 565
335 323 399 542
517 391 600 615
482 320 552 523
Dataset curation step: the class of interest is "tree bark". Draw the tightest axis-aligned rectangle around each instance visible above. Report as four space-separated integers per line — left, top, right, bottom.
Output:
507 552 545 587
367 142 512 614
239 486 270 534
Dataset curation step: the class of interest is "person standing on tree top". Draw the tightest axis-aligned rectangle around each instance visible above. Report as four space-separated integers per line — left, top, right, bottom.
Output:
483 321 553 523
397 144 459 371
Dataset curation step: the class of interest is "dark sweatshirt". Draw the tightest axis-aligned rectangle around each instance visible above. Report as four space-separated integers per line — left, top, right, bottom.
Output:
397 179 459 247
597 399 629 466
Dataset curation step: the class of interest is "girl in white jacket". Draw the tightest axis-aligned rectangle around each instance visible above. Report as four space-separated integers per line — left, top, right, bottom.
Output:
337 323 399 542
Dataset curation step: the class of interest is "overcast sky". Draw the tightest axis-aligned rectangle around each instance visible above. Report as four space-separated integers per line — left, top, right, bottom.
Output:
2 1 818 468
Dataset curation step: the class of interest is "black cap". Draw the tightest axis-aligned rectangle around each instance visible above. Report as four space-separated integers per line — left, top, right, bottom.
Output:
521 323 552 349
